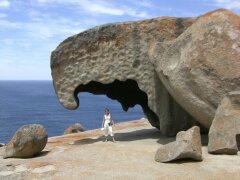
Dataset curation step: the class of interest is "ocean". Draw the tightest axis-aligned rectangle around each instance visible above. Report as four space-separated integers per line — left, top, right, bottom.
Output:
0 81 145 144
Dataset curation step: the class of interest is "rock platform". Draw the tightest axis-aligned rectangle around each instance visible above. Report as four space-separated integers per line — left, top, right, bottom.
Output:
0 119 240 179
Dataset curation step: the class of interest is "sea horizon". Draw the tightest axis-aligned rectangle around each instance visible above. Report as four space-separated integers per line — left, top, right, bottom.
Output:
0 81 145 144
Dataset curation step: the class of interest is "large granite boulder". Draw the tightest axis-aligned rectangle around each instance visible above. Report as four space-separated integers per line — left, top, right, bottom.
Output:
155 126 202 162
51 9 240 136
3 124 48 159
208 91 240 155
153 9 240 131
64 123 85 135
0 143 4 147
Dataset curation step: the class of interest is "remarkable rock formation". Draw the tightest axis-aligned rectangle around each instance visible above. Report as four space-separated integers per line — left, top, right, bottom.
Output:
64 123 85 135
155 126 202 162
208 91 240 155
3 124 48 159
51 9 240 136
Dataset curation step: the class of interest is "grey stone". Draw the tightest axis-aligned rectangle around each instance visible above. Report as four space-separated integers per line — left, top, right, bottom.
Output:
208 91 240 155
50 9 240 136
155 126 202 162
64 123 85 135
3 124 48 159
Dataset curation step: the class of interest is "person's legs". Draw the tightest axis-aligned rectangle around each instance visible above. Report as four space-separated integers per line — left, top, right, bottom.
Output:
112 135 115 142
109 126 115 142
105 136 108 142
104 124 109 142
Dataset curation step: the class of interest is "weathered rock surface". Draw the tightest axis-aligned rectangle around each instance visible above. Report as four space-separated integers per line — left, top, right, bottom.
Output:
155 126 202 162
3 124 48 159
64 123 85 135
51 9 240 136
208 91 240 154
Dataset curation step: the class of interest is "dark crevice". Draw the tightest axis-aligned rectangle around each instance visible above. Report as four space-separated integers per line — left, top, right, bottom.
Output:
236 134 240 150
74 79 159 128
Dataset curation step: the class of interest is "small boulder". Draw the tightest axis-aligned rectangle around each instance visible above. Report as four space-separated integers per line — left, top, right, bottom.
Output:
64 123 85 135
155 126 202 162
3 124 48 159
208 91 240 155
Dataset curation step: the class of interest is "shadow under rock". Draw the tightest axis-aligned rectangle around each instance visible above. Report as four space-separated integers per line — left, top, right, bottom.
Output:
165 158 203 164
74 136 105 145
115 128 175 145
74 128 175 145
0 150 51 159
34 150 51 158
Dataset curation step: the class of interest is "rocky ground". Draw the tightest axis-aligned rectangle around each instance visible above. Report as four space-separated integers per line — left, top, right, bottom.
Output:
0 119 240 180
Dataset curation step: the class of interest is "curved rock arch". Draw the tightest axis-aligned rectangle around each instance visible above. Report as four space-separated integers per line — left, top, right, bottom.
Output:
73 79 160 128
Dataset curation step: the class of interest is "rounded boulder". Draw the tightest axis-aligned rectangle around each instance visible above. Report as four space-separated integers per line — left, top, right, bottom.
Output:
64 123 85 135
3 124 48 158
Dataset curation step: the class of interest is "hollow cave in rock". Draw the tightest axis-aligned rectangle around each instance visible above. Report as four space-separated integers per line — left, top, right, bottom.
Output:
74 79 159 128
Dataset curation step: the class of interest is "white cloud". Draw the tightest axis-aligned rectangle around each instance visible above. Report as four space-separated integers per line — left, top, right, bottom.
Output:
24 21 85 39
0 16 85 39
135 0 154 8
206 0 240 9
36 0 151 18
124 7 149 18
82 3 124 16
0 13 7 18
0 19 19 28
0 0 10 8
0 38 32 47
36 0 48 2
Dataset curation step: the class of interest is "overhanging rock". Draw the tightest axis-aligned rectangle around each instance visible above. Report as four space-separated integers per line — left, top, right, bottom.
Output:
51 9 240 136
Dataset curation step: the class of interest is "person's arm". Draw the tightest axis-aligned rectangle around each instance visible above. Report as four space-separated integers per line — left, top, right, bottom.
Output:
110 115 114 126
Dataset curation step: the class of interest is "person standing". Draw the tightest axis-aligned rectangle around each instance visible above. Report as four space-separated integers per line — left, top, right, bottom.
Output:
102 108 115 142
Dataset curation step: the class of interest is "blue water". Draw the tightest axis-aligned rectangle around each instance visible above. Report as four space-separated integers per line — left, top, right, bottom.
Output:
0 81 145 144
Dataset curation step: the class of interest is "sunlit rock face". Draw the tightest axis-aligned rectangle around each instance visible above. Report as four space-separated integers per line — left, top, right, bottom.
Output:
3 124 47 159
155 126 202 162
51 9 240 136
208 91 240 155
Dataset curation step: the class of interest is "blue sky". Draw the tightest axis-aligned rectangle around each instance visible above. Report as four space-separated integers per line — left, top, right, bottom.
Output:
0 0 240 80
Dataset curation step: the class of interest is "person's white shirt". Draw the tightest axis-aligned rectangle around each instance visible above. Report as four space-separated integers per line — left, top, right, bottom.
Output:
104 114 111 124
